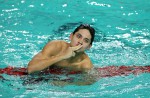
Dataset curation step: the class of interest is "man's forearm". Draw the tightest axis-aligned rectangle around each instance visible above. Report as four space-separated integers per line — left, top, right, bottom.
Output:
27 54 64 74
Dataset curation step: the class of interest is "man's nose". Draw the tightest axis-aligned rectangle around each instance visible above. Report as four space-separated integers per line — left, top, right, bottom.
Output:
78 39 83 45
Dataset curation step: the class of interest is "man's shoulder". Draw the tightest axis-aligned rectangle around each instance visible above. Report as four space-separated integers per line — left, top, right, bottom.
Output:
42 40 68 54
81 53 93 68
45 40 69 50
48 40 68 45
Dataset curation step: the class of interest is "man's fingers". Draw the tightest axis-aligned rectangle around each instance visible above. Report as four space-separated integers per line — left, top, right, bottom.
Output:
71 45 83 51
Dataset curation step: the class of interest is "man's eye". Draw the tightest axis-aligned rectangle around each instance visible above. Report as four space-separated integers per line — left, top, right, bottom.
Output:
84 39 89 43
77 34 81 38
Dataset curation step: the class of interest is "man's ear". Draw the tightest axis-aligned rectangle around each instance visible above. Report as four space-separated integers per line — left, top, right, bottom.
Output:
70 33 73 40
87 44 92 50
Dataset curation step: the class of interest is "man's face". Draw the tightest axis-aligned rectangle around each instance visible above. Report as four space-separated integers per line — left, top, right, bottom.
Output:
70 29 92 52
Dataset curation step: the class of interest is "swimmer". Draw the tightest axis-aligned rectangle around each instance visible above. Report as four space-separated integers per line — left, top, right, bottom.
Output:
27 24 95 74
1 24 149 86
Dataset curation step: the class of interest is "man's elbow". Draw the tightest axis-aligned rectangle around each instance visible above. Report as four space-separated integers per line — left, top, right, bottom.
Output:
27 64 36 74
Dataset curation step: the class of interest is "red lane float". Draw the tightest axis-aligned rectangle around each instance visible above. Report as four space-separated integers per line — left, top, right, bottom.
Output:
0 66 150 78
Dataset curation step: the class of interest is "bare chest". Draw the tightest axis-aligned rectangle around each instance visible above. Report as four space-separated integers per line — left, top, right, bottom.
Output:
55 58 82 69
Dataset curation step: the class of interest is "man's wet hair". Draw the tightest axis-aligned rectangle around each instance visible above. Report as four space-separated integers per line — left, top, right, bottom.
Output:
72 24 95 45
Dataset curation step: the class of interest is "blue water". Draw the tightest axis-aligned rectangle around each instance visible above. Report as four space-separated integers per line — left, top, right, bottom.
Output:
0 0 150 98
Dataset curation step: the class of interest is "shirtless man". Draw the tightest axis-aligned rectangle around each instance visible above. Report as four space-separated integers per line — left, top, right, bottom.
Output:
27 24 95 74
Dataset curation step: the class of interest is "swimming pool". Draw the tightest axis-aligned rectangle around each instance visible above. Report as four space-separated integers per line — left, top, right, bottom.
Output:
0 0 150 98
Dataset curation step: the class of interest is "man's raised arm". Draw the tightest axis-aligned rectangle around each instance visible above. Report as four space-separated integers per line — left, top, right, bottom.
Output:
27 41 64 74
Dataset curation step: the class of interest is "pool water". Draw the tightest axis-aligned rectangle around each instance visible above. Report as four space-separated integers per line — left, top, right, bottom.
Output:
0 0 150 98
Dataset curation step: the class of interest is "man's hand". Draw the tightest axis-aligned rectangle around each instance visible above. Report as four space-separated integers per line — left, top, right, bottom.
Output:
62 45 83 59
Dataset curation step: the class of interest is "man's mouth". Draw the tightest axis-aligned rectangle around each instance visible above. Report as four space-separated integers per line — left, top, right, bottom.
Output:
76 43 82 46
